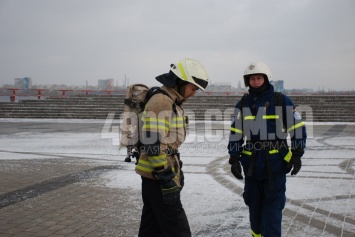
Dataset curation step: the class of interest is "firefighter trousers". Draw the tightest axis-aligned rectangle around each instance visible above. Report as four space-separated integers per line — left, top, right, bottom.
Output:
138 177 191 237
243 175 286 237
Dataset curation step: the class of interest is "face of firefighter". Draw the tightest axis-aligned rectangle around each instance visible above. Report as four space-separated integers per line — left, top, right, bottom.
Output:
249 74 265 88
182 83 199 99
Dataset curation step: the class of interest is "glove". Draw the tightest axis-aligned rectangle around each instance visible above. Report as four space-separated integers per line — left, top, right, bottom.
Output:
229 156 243 180
289 155 301 175
152 166 180 205
288 148 304 175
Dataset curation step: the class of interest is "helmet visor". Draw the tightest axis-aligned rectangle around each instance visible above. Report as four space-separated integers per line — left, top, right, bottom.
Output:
192 76 208 89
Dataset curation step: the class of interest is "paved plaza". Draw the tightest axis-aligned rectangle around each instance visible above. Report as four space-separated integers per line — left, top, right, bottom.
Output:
0 119 354 236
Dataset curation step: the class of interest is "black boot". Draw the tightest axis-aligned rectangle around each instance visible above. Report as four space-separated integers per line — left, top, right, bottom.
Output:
124 154 131 162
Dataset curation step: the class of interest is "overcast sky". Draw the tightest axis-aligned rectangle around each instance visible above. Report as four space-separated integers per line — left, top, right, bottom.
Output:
1 0 354 91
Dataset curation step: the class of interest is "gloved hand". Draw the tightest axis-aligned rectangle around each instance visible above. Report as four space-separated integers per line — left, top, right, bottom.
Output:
229 156 243 180
152 166 180 205
288 148 304 175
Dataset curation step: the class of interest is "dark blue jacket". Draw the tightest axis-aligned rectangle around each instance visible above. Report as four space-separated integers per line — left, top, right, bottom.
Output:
228 85 307 179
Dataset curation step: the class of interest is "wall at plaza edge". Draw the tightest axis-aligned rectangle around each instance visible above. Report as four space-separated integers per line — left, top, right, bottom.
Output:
0 94 355 122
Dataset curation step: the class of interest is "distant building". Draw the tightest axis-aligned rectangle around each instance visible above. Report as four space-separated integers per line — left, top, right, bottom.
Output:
272 80 284 92
205 82 234 92
98 79 114 90
14 77 32 89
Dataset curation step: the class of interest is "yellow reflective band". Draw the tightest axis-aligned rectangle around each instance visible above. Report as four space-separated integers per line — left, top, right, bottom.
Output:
242 150 252 156
136 160 154 172
251 229 261 237
171 117 184 128
136 165 154 172
244 115 280 120
244 115 256 120
162 186 180 194
263 115 279 119
287 121 305 132
178 62 188 80
143 117 170 132
269 149 279 154
170 124 184 128
149 154 167 167
284 149 292 163
172 117 183 121
143 117 170 125
231 127 243 134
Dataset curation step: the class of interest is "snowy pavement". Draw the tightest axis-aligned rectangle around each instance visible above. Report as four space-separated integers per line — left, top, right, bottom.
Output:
0 119 354 236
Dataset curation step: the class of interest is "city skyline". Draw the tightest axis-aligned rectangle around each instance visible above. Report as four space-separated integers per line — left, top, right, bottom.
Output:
2 77 353 93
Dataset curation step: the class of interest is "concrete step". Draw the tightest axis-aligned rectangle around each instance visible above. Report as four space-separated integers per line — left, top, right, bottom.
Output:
1 95 355 122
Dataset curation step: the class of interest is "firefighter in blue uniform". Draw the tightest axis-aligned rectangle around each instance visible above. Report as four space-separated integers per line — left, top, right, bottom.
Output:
228 61 307 237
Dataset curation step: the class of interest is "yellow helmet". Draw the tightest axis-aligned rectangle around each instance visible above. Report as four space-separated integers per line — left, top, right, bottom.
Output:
170 58 209 91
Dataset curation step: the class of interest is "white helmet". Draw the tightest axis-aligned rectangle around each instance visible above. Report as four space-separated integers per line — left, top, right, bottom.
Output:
243 61 272 87
170 58 209 91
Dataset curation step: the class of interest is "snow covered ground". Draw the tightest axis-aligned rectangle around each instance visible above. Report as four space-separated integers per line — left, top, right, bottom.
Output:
0 118 354 236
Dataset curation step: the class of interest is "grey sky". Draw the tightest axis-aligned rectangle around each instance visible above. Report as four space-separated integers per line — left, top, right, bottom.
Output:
1 0 354 91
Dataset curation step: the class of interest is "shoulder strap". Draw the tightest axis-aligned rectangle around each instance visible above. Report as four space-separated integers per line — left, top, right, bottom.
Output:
144 87 177 114
273 92 283 107
240 93 249 109
273 92 286 129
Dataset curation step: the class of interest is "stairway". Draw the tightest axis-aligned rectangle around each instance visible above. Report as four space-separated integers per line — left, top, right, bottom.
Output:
0 94 354 122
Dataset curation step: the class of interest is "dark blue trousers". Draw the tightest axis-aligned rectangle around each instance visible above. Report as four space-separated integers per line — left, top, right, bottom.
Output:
243 175 286 237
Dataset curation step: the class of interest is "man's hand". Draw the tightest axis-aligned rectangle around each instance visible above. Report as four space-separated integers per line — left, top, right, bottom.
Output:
290 155 301 175
152 166 180 205
229 156 243 180
288 148 304 175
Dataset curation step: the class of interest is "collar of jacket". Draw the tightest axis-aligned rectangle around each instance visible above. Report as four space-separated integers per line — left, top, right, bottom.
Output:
248 84 275 98
161 85 185 105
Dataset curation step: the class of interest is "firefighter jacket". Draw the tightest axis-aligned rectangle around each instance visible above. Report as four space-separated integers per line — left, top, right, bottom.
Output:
135 86 186 187
228 85 307 179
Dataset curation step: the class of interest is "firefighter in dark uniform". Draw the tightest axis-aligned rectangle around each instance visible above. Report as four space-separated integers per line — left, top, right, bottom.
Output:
136 58 209 237
228 61 307 237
